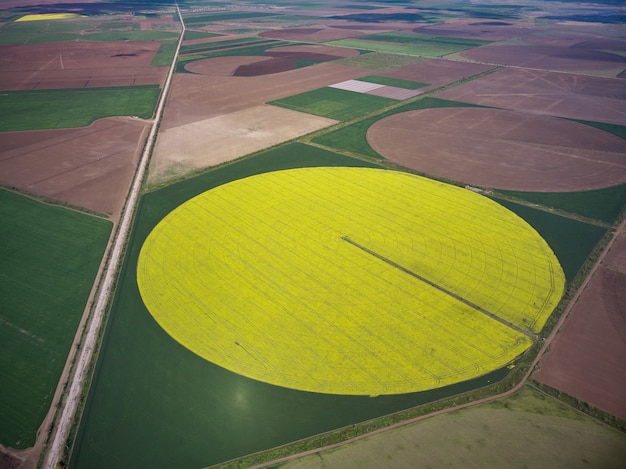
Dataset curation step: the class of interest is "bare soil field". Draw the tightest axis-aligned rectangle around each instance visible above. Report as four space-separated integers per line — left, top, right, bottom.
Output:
185 45 359 77
148 105 336 186
0 41 167 90
436 68 626 125
376 58 493 93
413 17 532 41
523 32 626 51
161 62 370 129
460 44 626 77
0 117 149 215
534 231 626 420
368 107 626 192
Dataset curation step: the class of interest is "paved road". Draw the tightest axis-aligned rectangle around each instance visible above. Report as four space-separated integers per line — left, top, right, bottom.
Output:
41 6 186 469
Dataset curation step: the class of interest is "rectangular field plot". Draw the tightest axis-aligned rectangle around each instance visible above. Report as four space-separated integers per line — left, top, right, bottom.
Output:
0 189 111 448
0 85 160 131
268 87 395 121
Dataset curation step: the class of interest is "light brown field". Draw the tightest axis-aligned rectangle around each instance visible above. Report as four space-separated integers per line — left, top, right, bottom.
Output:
436 67 626 125
0 117 149 215
0 41 167 90
367 107 626 192
534 231 626 421
148 105 336 187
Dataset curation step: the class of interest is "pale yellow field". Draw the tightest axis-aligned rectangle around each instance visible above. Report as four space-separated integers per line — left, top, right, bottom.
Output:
137 168 564 395
16 13 84 22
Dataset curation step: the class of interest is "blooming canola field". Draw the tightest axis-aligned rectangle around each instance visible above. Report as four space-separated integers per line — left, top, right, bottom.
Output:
137 168 564 395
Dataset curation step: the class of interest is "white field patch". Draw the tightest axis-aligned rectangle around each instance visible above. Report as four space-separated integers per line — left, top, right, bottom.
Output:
147 105 337 186
329 79 422 101
329 79 384 93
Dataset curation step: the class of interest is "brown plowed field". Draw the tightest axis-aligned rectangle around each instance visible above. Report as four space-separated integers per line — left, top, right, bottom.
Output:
460 44 626 76
436 68 626 125
377 58 494 93
185 45 358 77
161 62 370 129
0 41 167 90
367 107 626 192
0 117 149 215
534 232 626 420
413 18 531 41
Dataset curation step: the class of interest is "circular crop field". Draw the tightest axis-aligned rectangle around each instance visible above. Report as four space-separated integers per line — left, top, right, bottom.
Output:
137 168 564 395
367 108 626 192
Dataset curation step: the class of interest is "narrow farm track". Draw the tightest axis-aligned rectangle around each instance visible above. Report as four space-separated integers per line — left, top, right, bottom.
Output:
250 216 626 469
341 236 538 341
40 6 186 469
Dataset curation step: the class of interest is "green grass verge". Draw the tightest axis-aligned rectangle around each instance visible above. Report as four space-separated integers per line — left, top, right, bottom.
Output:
358 32 490 49
268 87 396 121
182 30 222 40
0 85 160 131
0 189 111 448
69 144 517 468
493 184 626 225
150 39 178 67
179 37 276 55
183 11 278 24
358 74 429 89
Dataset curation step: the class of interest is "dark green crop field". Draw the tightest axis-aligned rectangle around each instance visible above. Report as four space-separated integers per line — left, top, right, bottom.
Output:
0 85 160 131
268 87 396 121
0 190 111 448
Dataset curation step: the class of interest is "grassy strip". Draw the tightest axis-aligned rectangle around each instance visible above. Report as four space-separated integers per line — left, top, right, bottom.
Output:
326 39 446 56
268 87 396 121
493 184 626 225
334 52 424 71
182 30 222 40
0 189 111 448
359 31 491 48
183 11 278 24
0 85 160 131
150 39 178 67
358 75 429 89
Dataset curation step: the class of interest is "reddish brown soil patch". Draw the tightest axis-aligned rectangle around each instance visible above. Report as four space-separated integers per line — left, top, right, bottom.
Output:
0 41 167 90
461 44 626 75
367 107 626 192
523 32 626 51
233 58 297 76
534 259 626 420
436 68 626 125
377 58 493 93
259 27 367 42
162 62 370 129
605 234 626 271
184 56 275 76
0 117 149 215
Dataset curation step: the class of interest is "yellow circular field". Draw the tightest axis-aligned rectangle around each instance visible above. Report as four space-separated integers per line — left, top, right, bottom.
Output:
137 168 564 395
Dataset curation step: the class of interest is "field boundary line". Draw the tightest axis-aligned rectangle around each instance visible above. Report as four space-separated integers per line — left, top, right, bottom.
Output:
341 236 537 341
41 5 186 469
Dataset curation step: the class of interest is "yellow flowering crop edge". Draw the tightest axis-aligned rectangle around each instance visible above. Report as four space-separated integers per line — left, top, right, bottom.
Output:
15 13 84 22
137 168 564 395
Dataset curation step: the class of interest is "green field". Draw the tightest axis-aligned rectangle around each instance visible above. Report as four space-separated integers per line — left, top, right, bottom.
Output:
326 32 488 57
281 386 626 469
268 87 396 121
150 39 178 66
70 141 603 467
0 190 111 448
334 51 424 71
0 85 160 131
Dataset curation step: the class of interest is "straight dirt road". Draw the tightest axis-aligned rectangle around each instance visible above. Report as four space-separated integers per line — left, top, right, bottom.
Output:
40 6 186 469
